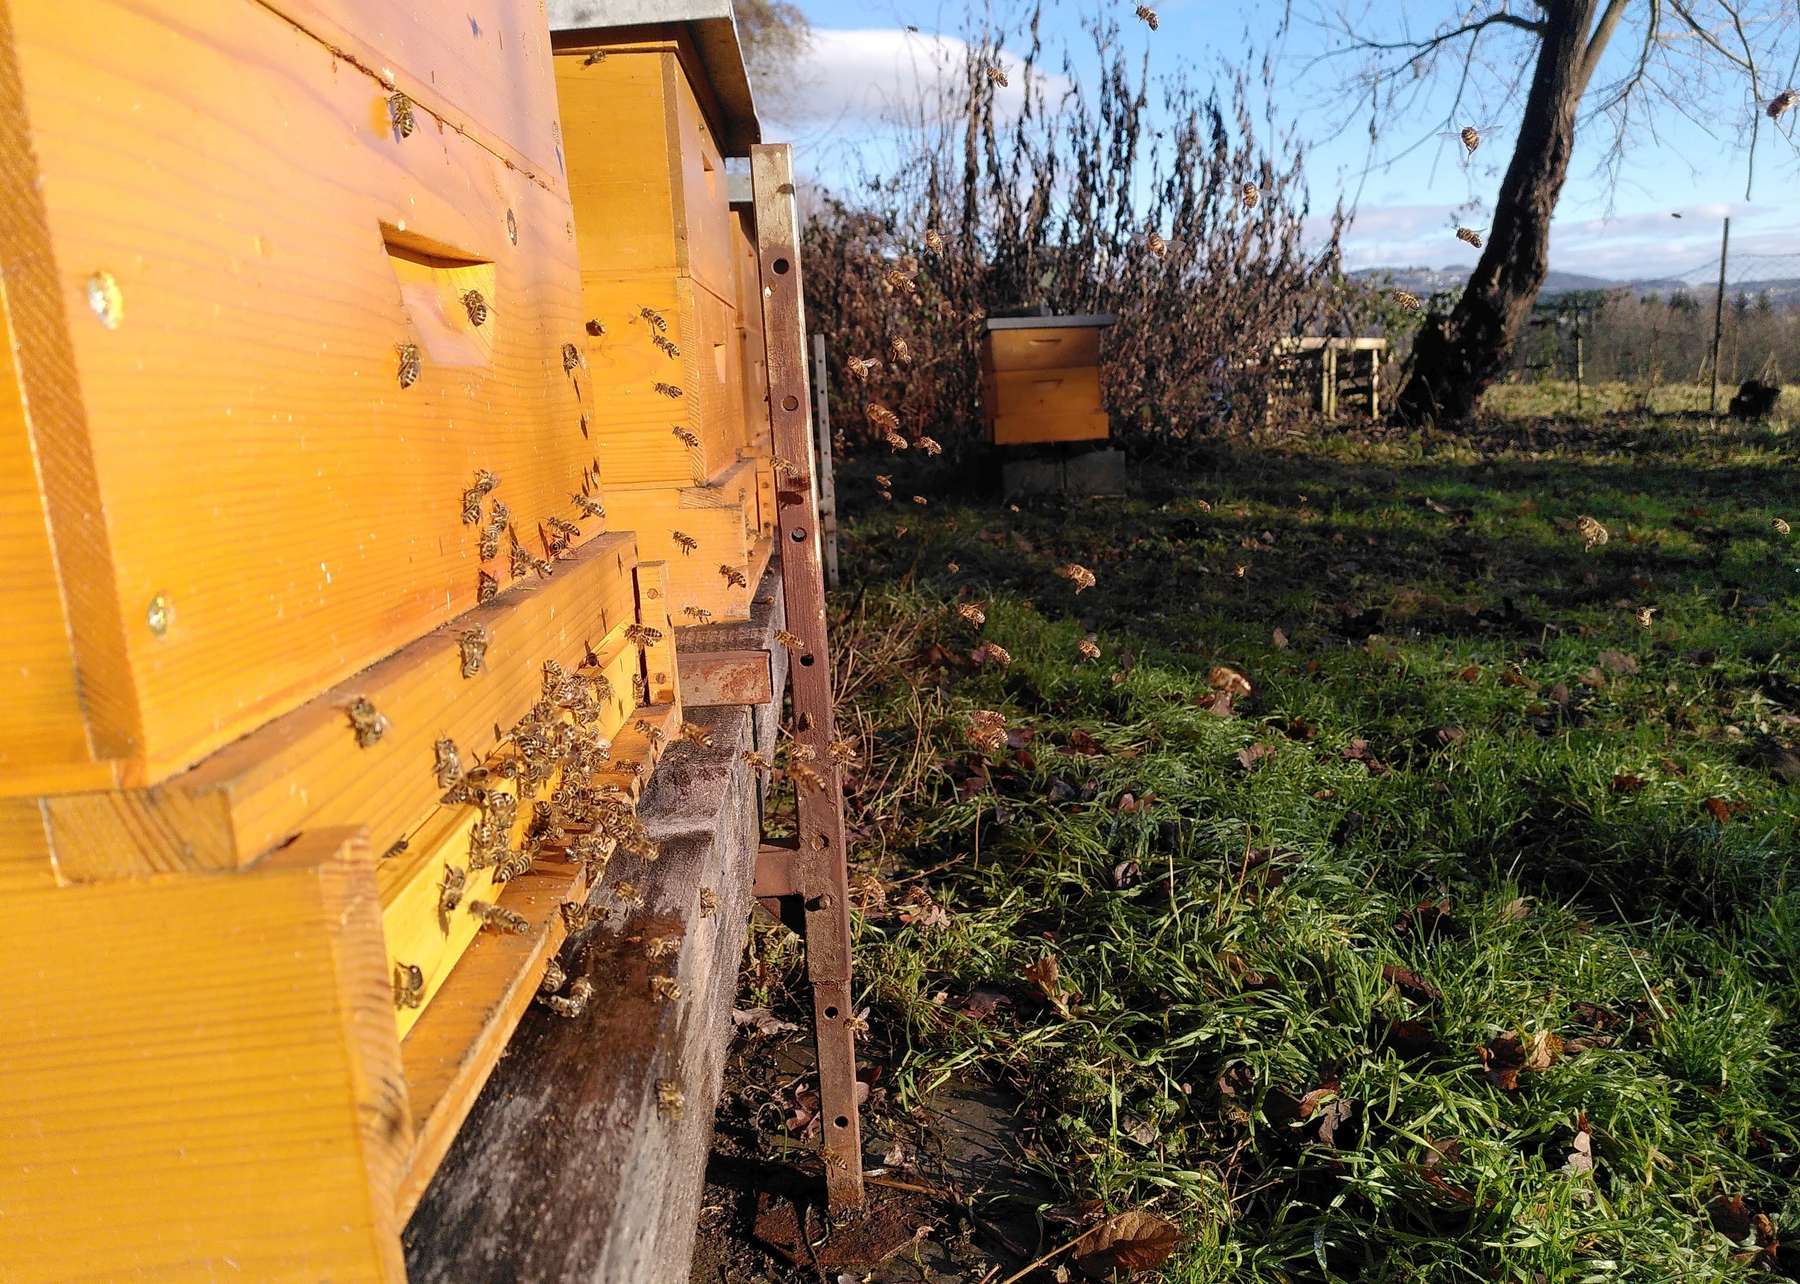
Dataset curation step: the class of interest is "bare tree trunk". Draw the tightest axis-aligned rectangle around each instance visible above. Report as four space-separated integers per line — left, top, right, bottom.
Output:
1395 1 1602 423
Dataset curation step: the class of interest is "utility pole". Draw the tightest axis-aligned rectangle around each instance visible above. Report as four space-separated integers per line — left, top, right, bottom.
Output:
1709 215 1730 417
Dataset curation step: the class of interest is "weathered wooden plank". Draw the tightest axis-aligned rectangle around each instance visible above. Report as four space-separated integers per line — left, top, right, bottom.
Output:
636 560 683 708
679 647 774 707
3 0 600 787
44 533 641 879
604 457 762 623
0 829 409 1282
750 142 864 1207
810 332 840 589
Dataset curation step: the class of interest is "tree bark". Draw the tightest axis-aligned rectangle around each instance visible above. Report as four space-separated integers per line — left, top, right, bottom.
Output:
1394 1 1603 423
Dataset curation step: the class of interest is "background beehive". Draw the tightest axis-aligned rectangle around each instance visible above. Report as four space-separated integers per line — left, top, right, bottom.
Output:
980 315 1117 445
555 29 771 621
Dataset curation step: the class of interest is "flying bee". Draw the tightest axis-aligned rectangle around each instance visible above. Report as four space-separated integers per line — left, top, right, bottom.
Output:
682 605 714 623
1078 637 1102 662
1392 289 1423 313
672 425 701 447
883 432 908 453
774 628 804 651
1635 606 1658 629
875 474 893 488
1460 125 1481 154
957 603 986 626
458 625 489 679
924 228 945 254
650 975 681 1003
679 722 714 748
1135 4 1159 29
1576 515 1609 550
916 435 943 456
968 710 1007 755
625 623 664 646
572 493 605 520
1146 230 1167 257
828 738 860 767
397 341 422 388
652 334 681 358
469 899 530 935
866 402 900 432
438 864 466 926
985 63 1008 87
1774 517 1791 535
1770 90 1798 120
546 515 582 540
393 962 426 1009
433 738 462 787
672 530 699 556
888 336 913 365
1057 562 1098 593
562 342 584 374
741 750 771 773
383 837 409 860
977 641 1013 667
639 306 668 331
347 697 388 748
846 355 882 381
656 1079 685 1120
478 569 499 602
720 565 747 589
1241 180 1260 210
845 1009 871 1035
912 495 928 506
461 289 488 326
654 382 683 398
388 92 417 138
545 977 595 1018
1455 226 1484 249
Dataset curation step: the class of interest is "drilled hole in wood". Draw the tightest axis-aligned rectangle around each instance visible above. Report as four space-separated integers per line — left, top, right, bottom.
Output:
790 528 806 542
773 257 790 274
782 394 799 411
825 1006 839 1019
801 654 815 667
834 1116 850 1129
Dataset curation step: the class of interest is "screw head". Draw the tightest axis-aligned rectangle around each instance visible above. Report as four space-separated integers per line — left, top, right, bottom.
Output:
146 593 172 636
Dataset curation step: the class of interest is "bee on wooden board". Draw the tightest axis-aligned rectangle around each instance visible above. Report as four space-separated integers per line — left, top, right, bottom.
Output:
672 425 701 448
741 750 771 773
545 977 595 1018
433 738 462 788
461 289 488 327
656 1079 685 1121
478 569 499 603
640 306 668 332
643 934 680 961
720 565 748 589
560 900 608 932
397 342 422 389
682 605 714 623
459 625 490 678
650 975 681 1003
438 864 466 926
772 455 804 481
562 342 584 374
387 91 417 139
470 899 530 935
530 557 555 579
540 959 568 995
634 718 667 747
672 530 699 556
1135 4 1159 30
383 837 409 860
393 962 425 1009
347 697 389 748
510 539 532 580
654 382 683 399
614 880 645 909
572 493 605 520
653 334 681 358
698 886 719 918
625 623 664 646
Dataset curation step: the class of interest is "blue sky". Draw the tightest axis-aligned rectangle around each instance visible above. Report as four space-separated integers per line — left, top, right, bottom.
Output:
769 0 1800 283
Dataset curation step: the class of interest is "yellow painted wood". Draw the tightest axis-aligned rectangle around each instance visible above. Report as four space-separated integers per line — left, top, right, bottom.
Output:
44 533 642 879
1 0 599 789
0 829 409 1283
606 457 762 622
0 798 53 893
980 326 1104 373
983 366 1106 417
636 560 682 708
733 210 773 459
992 411 1112 445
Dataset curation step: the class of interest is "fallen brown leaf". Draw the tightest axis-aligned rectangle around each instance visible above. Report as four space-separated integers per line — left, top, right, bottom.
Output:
1070 1210 1183 1278
1237 741 1277 772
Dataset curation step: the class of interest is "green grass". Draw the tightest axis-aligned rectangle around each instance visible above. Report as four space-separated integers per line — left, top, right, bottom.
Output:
816 414 1800 1281
1483 379 1799 427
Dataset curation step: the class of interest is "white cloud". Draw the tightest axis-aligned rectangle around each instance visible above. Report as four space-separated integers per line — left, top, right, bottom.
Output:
769 28 1067 133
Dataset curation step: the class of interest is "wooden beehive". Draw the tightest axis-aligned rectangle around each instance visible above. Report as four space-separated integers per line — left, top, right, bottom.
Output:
980 314 1117 445
0 2 683 1277
553 10 772 621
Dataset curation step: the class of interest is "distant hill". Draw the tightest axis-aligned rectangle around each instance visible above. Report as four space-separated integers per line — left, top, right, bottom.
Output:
1352 267 1800 307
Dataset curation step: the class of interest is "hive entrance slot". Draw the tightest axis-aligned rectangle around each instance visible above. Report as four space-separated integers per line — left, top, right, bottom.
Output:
382 225 497 368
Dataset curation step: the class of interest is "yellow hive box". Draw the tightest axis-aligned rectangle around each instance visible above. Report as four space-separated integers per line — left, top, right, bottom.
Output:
979 314 1116 445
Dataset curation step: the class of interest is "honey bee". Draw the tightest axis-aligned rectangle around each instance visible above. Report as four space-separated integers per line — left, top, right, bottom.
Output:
560 900 607 932
387 91 417 138
1241 180 1259 210
976 641 1013 667
462 469 499 524
1774 517 1791 535
774 628 803 651
530 556 555 578
679 721 715 748
1135 4 1159 29
432 738 462 788
611 758 645 779
650 975 681 1002
772 455 803 480
968 710 1007 755
652 334 681 358
875 474 893 488
888 336 913 365
1392 289 1423 313
1056 562 1097 592
639 306 668 331
393 962 426 1009
459 625 490 678
924 228 945 254
985 63 1008 87
545 977 595 1018
682 605 714 623
347 697 389 748
491 848 533 883
653 382 683 398
672 530 699 556
461 289 488 326
1146 229 1167 257
633 673 648 703
545 516 582 541
947 561 960 573
1771 90 1798 120
397 342 422 389
614 880 645 909
741 750 771 773
846 355 883 381
582 50 608 66
828 738 860 767
540 959 568 995
509 539 531 580
881 265 918 296
883 432 909 452
1576 515 1609 550
643 934 680 961
572 493 606 519
625 623 665 646
383 837 409 860
957 603 986 626
562 342 584 373
478 569 499 603
1635 606 1658 629
1459 125 1481 154
656 1079 685 1120
672 426 701 447
916 435 943 456
1456 226 1484 249
845 1009 871 1035
469 899 530 935
912 495 928 506
698 886 719 918
438 864 466 926
720 564 747 588
635 719 667 747
585 318 605 337
1078 637 1102 662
